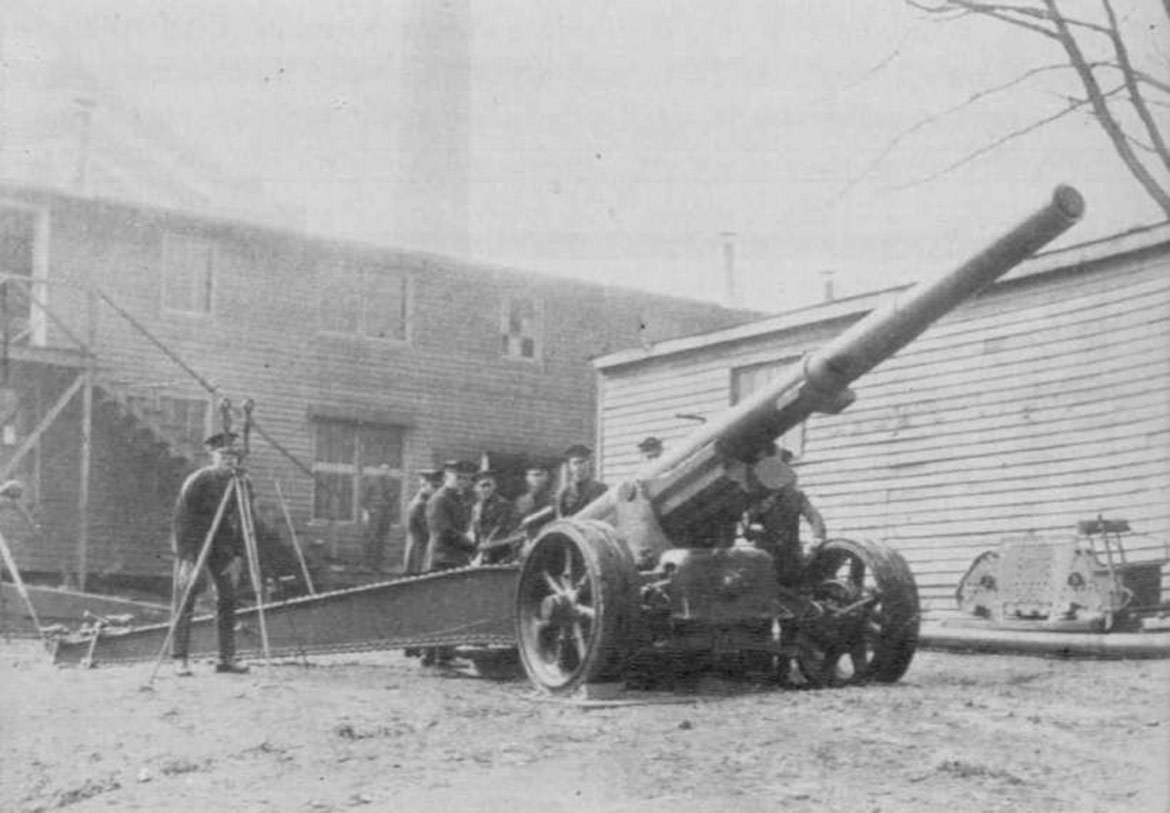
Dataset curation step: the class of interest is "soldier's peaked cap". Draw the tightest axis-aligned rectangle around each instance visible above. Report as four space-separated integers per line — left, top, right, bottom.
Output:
444 459 478 474
204 431 239 451
475 470 499 483
563 444 592 460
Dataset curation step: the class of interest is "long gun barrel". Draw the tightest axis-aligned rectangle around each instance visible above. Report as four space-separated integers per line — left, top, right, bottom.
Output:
578 185 1085 534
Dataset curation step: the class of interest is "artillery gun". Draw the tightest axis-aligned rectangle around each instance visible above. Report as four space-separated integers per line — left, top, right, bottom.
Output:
515 185 1085 692
52 187 1085 690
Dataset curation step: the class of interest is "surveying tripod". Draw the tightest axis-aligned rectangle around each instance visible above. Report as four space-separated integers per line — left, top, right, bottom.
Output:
148 398 271 684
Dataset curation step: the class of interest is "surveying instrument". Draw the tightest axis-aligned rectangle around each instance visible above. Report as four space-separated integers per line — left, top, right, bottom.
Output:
147 397 271 684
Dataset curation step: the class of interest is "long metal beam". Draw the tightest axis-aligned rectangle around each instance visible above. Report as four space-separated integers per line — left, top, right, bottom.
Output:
53 565 520 666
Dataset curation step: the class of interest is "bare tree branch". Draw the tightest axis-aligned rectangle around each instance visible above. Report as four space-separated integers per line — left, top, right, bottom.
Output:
837 63 1076 199
1101 0 1170 175
888 87 1123 191
1046 0 1170 213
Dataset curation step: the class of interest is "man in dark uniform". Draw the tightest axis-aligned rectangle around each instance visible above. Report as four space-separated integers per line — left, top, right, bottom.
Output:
402 467 442 575
637 436 664 462
742 447 827 587
471 470 518 562
555 444 608 517
421 459 477 665
169 431 253 676
513 461 554 521
424 459 477 571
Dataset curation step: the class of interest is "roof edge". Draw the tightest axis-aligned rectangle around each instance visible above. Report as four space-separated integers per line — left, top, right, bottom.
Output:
593 220 1170 371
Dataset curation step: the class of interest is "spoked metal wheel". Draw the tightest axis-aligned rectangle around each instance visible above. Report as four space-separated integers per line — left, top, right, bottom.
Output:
515 520 637 694
793 538 920 688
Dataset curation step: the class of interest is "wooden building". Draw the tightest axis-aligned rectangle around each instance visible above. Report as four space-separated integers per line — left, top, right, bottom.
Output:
593 224 1170 620
0 182 758 589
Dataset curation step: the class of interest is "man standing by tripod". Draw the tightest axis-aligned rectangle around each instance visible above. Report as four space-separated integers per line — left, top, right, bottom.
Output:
169 430 253 676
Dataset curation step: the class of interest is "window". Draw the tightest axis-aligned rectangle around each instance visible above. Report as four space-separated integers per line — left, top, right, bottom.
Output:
731 357 805 456
158 396 209 450
162 233 215 314
501 296 540 360
311 419 404 522
0 204 43 345
319 261 408 341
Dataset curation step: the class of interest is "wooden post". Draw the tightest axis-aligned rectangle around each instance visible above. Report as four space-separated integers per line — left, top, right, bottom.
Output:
77 372 92 591
77 289 97 591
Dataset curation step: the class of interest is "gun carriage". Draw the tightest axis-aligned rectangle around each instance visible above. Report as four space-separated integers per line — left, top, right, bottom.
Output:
54 187 1085 693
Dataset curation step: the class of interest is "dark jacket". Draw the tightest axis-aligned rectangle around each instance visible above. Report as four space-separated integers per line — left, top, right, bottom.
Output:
172 465 250 572
472 493 518 545
514 488 554 520
555 479 608 518
424 485 475 569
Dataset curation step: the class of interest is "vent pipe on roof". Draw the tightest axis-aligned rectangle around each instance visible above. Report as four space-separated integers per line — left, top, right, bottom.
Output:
720 231 738 307
821 269 836 303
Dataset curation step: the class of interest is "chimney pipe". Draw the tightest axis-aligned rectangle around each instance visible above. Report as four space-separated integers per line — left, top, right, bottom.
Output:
720 231 738 307
820 269 836 303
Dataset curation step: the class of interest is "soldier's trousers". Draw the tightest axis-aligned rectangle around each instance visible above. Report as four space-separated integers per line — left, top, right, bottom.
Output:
171 557 238 664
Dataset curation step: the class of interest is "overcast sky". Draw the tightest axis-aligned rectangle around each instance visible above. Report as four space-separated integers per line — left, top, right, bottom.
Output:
12 1 1167 311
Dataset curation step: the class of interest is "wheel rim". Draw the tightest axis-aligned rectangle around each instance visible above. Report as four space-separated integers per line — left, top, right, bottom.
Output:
517 532 601 690
795 541 916 687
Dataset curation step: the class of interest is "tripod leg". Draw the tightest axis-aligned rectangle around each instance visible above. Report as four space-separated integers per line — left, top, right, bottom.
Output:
146 483 234 685
0 530 44 643
236 476 271 665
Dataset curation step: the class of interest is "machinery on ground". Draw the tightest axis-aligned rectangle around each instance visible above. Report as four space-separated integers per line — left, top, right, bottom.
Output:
54 186 1085 694
956 516 1170 632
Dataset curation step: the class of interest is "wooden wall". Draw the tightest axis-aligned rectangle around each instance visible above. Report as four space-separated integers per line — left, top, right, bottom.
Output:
3 186 756 578
597 240 1170 620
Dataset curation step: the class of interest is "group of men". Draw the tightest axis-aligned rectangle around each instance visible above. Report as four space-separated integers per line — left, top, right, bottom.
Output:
401 443 608 579
166 429 825 677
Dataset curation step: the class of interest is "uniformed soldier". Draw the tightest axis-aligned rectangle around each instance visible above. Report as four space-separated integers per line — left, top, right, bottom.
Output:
555 444 608 517
402 467 442 575
471 470 518 562
637 436 664 462
423 459 477 572
513 461 554 520
421 459 477 665
742 446 827 587
169 431 253 676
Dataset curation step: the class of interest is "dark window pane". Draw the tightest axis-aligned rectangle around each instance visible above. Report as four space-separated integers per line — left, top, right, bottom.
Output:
358 425 403 469
315 422 356 464
360 474 402 527
313 472 354 521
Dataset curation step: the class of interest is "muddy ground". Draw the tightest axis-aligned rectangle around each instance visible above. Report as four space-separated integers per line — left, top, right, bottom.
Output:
1 641 1167 813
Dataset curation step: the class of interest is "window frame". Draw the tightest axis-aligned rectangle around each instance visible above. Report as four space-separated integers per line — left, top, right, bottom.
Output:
310 419 406 524
729 356 807 458
316 260 412 344
161 232 216 316
500 294 543 362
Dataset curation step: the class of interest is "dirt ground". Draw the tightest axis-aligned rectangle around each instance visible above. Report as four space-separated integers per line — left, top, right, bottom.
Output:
2 640 1167 813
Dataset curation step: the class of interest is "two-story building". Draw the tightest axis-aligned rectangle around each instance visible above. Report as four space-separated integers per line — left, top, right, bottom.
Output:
593 223 1170 621
0 182 759 590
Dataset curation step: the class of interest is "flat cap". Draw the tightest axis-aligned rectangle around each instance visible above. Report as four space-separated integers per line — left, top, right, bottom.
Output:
204 431 239 451
444 459 479 474
563 444 592 460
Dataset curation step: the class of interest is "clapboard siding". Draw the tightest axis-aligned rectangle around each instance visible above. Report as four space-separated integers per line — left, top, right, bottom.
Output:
3 185 757 578
597 230 1170 619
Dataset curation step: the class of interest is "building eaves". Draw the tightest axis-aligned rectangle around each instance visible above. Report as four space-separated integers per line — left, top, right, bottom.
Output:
593 220 1170 371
